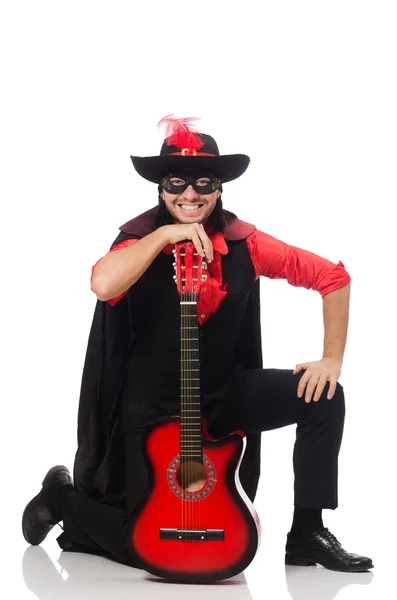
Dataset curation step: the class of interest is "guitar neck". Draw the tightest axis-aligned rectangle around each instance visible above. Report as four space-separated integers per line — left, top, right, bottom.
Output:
180 294 202 462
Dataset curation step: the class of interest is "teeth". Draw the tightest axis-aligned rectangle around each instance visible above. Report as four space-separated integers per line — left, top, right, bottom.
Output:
179 205 202 211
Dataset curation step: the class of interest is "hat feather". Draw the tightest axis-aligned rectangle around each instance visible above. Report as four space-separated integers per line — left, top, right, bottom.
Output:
157 114 205 150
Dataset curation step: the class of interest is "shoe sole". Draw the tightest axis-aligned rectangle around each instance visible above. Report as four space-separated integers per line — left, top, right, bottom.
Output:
22 465 70 545
285 554 374 572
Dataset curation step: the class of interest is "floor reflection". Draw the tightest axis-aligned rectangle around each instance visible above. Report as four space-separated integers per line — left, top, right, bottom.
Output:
22 545 376 600
22 546 254 599
285 564 374 600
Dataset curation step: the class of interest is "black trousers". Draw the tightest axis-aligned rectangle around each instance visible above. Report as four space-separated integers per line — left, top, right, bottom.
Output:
57 368 345 566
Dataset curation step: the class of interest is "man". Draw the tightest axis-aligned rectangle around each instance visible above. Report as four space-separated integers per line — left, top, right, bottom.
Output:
22 116 373 573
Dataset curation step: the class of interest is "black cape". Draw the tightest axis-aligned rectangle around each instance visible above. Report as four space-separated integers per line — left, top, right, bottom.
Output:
73 206 263 507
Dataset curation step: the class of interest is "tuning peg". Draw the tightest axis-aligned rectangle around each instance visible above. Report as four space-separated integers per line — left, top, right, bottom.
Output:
173 262 176 267
202 262 207 269
173 275 177 281
172 249 176 255
201 274 207 282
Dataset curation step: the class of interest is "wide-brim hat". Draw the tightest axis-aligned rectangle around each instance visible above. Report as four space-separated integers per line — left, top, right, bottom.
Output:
130 116 250 184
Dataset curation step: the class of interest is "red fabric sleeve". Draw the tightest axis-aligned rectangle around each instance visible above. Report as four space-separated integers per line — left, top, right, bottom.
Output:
246 230 351 298
90 238 140 306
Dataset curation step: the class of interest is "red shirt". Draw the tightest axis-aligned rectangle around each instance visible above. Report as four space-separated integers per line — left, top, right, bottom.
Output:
91 229 351 326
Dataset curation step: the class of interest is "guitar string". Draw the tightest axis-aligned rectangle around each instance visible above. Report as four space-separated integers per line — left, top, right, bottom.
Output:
180 244 203 536
188 251 197 529
194 249 201 535
183 251 186 531
182 248 187 531
194 251 200 534
194 250 200 534
186 259 190 533
188 247 196 534
181 251 183 530
189 250 194 533
196 255 201 534
191 270 195 534
182 247 191 532
190 271 193 534
180 245 184 531
195 267 200 535
186 249 191 533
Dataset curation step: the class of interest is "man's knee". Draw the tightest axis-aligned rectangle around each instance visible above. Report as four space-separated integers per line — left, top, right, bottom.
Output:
321 381 345 423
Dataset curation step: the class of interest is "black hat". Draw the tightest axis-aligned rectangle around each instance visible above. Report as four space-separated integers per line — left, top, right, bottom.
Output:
130 115 250 184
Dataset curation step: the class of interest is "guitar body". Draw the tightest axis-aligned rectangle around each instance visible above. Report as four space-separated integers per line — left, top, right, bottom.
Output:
128 417 261 583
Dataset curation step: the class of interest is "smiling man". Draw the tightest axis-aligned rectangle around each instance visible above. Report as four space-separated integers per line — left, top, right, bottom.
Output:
22 115 373 575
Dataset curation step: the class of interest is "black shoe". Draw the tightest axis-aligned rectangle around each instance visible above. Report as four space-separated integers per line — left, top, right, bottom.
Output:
285 527 374 572
22 465 73 546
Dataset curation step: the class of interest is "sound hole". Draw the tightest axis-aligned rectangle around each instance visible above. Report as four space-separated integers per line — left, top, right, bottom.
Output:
176 461 207 492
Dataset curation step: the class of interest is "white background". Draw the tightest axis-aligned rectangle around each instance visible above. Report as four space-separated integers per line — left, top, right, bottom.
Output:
1 1 396 598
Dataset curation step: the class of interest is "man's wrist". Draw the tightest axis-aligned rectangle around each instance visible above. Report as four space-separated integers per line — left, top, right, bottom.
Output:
153 225 171 248
322 354 343 364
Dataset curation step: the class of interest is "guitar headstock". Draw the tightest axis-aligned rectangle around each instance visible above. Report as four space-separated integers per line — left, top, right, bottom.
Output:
173 242 208 296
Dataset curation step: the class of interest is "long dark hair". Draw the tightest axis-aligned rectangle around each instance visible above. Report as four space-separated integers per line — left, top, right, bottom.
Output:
154 184 237 232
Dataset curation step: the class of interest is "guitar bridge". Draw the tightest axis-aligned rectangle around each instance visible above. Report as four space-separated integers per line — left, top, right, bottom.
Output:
159 528 224 541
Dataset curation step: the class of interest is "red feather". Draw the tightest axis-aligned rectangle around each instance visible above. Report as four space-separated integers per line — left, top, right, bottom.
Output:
157 114 205 150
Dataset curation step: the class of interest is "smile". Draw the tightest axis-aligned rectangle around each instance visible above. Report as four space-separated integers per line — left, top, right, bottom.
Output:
177 204 204 212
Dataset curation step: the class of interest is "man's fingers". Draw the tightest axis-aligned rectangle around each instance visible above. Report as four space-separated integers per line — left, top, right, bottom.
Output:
304 377 318 403
327 379 337 400
297 371 311 398
192 232 205 257
201 242 213 262
295 360 341 403
197 228 213 261
188 224 212 261
313 378 328 402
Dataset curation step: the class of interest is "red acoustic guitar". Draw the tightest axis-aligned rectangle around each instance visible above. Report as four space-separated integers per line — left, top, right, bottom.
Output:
128 241 261 583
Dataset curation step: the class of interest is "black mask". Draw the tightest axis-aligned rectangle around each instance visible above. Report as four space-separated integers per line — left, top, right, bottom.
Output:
160 172 221 195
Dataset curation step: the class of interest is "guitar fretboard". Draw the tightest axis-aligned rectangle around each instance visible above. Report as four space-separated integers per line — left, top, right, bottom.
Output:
180 293 203 463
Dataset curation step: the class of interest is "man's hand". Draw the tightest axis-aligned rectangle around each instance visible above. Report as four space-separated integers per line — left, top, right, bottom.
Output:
293 358 342 402
162 223 214 262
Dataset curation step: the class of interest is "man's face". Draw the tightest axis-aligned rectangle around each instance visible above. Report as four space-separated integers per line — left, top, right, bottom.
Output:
160 172 221 224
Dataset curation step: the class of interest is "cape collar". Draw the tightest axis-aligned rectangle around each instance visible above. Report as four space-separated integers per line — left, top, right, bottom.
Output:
119 206 256 247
